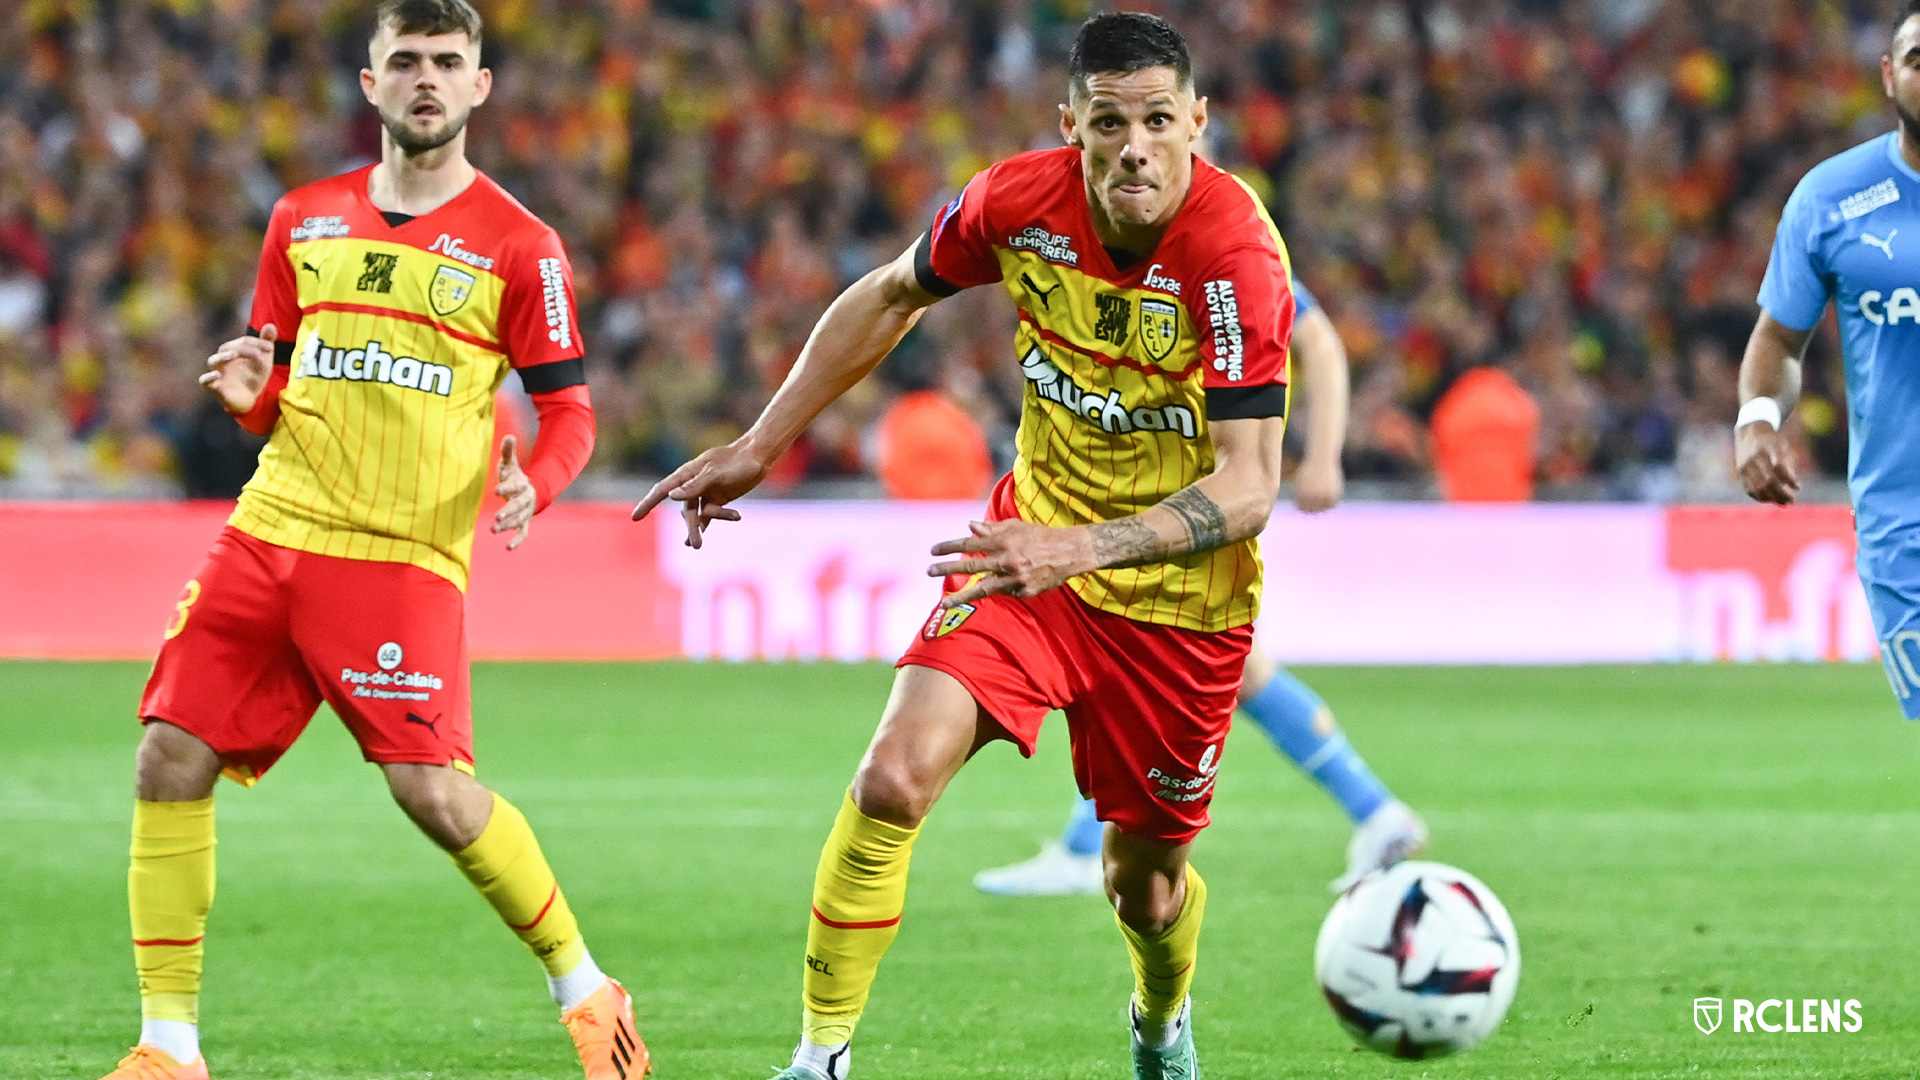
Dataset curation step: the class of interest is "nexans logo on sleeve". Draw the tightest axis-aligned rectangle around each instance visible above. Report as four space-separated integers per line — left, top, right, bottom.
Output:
296 335 454 396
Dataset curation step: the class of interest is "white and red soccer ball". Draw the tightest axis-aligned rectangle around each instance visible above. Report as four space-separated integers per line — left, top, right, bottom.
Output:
1314 860 1521 1058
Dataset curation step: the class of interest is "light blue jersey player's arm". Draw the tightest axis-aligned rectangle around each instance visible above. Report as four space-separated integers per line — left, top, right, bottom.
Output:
1740 172 1823 505
1287 281 1349 512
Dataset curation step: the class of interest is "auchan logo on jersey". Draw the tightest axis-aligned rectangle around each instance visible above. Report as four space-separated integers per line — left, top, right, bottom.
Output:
1019 346 1198 437
1857 288 1920 325
297 335 454 397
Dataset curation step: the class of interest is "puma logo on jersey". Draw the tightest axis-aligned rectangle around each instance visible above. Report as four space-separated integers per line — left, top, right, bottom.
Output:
1019 347 1197 438
1863 230 1898 259
1021 273 1062 309
296 335 454 396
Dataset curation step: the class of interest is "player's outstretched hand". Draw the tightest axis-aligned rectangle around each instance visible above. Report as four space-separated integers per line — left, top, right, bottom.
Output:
1292 454 1344 514
200 323 277 414
1735 421 1799 505
928 519 1095 608
629 442 755 548
492 435 536 550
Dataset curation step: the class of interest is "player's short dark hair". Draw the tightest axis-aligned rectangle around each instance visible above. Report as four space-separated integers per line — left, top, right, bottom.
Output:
1897 0 1920 41
1068 12 1193 101
372 0 483 49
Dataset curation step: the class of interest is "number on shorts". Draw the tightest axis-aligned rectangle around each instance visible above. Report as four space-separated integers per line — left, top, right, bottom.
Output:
164 579 201 640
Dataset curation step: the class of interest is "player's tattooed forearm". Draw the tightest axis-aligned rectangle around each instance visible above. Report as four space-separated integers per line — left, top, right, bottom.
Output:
1088 488 1232 569
1089 515 1168 569
1162 487 1230 553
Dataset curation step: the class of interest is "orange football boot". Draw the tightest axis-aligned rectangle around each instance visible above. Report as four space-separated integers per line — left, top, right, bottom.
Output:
97 1045 209 1080
561 977 650 1079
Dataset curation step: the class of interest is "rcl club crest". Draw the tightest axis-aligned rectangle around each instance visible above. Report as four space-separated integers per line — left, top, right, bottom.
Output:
1139 297 1180 363
429 264 476 316
1695 998 1722 1034
923 603 977 640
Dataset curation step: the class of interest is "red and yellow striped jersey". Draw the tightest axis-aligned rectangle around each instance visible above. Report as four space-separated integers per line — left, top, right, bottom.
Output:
918 147 1294 631
232 167 586 590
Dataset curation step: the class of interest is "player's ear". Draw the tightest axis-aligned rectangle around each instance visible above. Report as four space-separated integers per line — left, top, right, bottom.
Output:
472 65 493 106
360 67 378 105
1190 95 1209 141
1060 103 1080 148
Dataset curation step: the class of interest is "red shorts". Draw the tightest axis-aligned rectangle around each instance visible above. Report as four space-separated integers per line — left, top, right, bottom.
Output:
900 582 1253 844
139 527 473 783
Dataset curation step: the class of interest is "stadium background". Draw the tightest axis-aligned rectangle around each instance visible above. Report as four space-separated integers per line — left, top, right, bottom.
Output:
7 3 1920 1079
0 0 1889 502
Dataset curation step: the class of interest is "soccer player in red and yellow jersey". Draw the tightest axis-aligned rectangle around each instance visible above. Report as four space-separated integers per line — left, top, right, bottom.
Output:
101 3 645 1079
637 14 1291 1078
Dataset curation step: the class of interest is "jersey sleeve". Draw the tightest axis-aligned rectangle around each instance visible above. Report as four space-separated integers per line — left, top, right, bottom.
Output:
913 169 1004 297
499 228 588 387
1190 241 1294 420
1757 175 1832 331
249 198 302 342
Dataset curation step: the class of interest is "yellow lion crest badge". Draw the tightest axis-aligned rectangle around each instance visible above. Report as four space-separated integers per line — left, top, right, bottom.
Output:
428 264 476 317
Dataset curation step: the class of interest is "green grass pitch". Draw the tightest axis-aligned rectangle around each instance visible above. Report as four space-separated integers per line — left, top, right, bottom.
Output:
4 660 1919 1078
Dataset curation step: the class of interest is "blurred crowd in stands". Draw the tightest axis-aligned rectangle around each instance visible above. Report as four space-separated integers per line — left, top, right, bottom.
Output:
0 0 1888 499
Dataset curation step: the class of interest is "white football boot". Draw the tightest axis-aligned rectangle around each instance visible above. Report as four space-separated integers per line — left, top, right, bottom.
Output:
972 841 1104 896
1331 800 1428 892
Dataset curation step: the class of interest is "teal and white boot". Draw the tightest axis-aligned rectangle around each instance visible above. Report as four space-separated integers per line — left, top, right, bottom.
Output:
1130 996 1200 1079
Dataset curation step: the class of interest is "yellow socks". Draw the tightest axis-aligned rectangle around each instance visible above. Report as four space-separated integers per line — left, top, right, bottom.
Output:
130 798 216 1026
450 793 585 977
1117 863 1208 1024
801 792 921 1047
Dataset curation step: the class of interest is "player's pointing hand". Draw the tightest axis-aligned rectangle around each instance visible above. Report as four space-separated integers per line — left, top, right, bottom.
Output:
492 435 536 550
200 322 277 415
630 441 755 548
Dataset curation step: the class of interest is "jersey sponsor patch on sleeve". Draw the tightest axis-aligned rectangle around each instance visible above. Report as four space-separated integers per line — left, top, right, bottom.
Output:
1202 279 1245 380
539 257 573 348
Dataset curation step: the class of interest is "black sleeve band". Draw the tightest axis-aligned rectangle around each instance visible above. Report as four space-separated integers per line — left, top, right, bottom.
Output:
912 232 960 298
1205 383 1289 421
517 356 588 394
249 327 295 367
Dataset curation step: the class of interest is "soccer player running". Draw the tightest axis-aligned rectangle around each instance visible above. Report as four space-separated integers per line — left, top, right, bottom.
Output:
639 14 1291 1078
975 274 1428 898
1741 1 1920 721
101 2 644 1078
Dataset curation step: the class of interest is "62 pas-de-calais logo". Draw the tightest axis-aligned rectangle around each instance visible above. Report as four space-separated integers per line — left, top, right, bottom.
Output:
1694 997 1862 1034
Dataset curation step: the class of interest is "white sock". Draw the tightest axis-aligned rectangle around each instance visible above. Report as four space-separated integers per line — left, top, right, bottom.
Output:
140 1019 200 1064
791 1037 851 1079
1130 996 1189 1049
548 949 608 1012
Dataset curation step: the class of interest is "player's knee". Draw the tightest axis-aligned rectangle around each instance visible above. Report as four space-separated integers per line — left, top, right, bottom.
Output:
850 758 935 828
134 721 220 801
385 765 490 850
1107 869 1182 935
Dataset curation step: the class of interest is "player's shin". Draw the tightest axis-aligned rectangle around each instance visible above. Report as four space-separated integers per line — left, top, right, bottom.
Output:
130 798 216 1063
449 793 599 1004
1115 864 1207 1044
801 791 921 1051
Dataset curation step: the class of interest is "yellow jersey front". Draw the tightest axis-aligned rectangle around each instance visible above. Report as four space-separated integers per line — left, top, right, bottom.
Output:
233 167 585 589
918 148 1295 631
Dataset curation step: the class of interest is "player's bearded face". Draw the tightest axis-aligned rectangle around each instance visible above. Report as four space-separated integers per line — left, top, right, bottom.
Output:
364 29 490 157
1065 67 1206 236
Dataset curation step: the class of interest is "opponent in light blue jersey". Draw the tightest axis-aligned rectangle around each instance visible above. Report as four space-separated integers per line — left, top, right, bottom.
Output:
975 273 1428 896
1746 4 1920 717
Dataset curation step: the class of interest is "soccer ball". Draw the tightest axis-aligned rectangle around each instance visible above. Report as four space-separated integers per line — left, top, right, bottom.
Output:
1313 860 1521 1058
